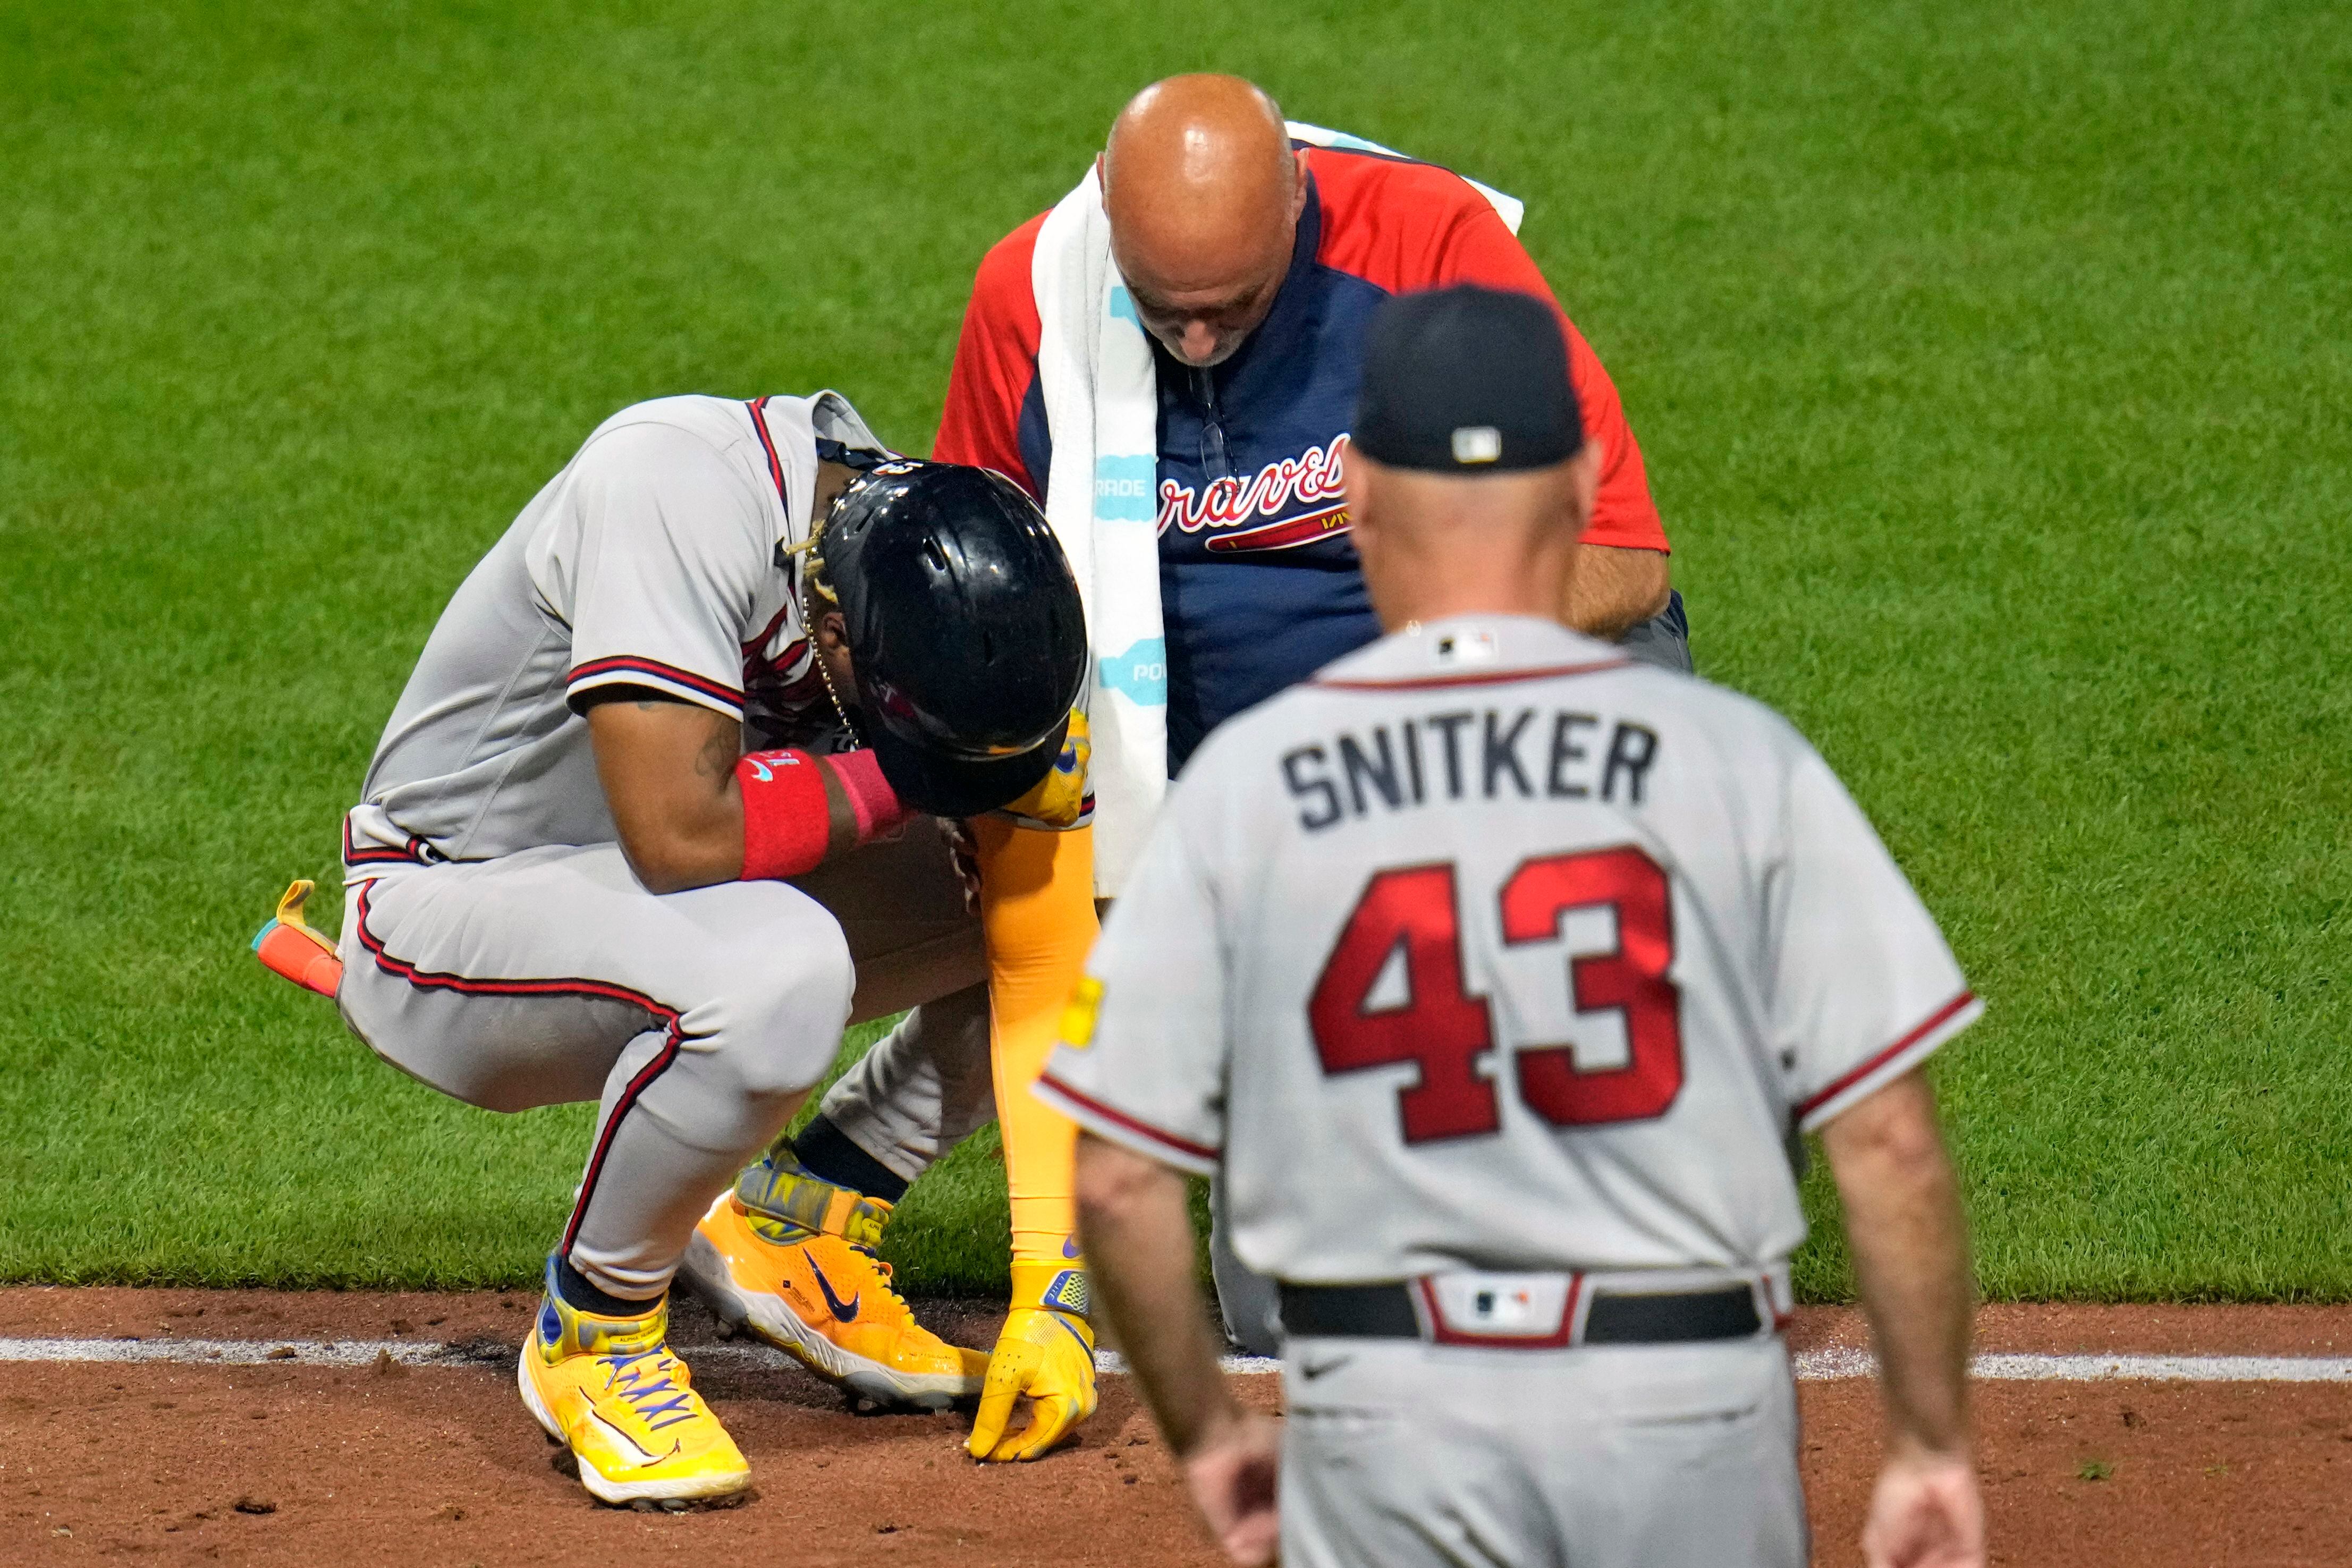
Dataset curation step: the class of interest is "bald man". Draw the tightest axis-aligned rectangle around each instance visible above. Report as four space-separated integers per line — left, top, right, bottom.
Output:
937 74 1687 777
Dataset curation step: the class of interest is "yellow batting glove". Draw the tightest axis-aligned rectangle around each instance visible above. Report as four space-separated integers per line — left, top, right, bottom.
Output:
998 709 1091 830
967 1260 1096 1462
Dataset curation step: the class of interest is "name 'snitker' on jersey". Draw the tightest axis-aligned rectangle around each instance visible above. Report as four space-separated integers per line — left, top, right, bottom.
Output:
1280 705 1662 833
1158 433 1351 555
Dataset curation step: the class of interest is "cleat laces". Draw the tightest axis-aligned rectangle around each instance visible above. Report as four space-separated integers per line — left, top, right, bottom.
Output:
838 1238 917 1327
599 1347 700 1431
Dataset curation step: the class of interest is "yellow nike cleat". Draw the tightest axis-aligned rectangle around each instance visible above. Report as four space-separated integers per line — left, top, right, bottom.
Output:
517 1257 750 1507
681 1158 988 1411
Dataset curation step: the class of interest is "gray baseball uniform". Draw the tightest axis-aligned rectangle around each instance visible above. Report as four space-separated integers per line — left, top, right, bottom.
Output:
1039 613 1979 1567
338 392 989 1301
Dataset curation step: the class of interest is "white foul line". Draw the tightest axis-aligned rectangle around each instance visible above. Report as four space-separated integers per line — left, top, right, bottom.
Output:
5 1337 2350 1384
0 1336 509 1368
1097 1350 1283 1377
1797 1346 2352 1383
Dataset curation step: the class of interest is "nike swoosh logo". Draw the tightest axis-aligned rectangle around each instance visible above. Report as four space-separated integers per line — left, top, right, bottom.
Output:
803 1249 860 1321
1301 1354 1352 1380
587 1408 682 1467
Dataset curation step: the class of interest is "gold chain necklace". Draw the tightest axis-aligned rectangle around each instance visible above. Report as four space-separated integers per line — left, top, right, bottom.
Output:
792 477 862 749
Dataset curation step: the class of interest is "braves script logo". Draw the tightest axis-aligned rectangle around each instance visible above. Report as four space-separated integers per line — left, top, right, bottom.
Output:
1157 434 1352 554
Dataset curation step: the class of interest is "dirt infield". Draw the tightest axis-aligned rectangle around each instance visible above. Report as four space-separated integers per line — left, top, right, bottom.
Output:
4 1291 2348 1566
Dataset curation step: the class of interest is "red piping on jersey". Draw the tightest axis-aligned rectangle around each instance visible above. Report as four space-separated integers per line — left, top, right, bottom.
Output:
1795 990 1977 1120
568 656 744 711
1036 1071 1221 1164
351 883 694 1258
341 815 436 868
1411 1273 1585 1349
1312 658 1631 692
745 397 790 510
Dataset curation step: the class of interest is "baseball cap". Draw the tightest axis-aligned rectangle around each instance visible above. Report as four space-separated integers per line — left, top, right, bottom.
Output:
1353 285 1585 472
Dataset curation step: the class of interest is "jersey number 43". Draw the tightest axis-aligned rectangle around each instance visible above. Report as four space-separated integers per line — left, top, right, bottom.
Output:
1307 847 1683 1143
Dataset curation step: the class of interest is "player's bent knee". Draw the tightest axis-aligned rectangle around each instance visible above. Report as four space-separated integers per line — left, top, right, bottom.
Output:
703 909 857 1105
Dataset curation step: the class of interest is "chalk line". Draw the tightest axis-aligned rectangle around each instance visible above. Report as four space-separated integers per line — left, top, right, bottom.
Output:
4 1337 2349 1383
0 1336 1289 1377
1797 1346 2352 1383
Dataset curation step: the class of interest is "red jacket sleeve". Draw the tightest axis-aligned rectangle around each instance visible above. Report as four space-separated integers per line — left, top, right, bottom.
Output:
932 213 1048 499
1436 207 1668 553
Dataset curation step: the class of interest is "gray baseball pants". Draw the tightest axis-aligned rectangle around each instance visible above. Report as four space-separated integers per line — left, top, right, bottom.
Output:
335 823 989 1302
1277 1334 1805 1567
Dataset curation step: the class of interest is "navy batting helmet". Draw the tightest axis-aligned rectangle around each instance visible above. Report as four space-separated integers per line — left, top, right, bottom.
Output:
810 461 1087 818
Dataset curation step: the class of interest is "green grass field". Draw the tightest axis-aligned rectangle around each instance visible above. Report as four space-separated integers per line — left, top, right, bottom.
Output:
3 1 2346 1300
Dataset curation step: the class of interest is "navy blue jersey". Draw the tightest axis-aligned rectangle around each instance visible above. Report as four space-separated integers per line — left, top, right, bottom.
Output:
936 145 1666 773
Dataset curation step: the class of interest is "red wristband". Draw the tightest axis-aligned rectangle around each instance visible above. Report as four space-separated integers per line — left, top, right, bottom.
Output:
821 748 918 840
736 750 831 880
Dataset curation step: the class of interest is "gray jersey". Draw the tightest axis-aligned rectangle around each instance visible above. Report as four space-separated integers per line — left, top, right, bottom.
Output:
1039 614 1978 1284
344 392 884 874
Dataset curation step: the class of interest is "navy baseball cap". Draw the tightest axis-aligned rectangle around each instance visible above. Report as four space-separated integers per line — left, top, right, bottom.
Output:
1354 285 1585 473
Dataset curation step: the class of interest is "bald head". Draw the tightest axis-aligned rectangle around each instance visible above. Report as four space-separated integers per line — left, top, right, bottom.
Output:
1103 75 1307 367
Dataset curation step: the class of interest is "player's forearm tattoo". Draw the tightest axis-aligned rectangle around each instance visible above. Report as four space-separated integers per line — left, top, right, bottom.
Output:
694 717 740 781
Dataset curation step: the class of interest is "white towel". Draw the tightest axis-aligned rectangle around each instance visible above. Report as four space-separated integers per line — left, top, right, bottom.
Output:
1030 124 1523 895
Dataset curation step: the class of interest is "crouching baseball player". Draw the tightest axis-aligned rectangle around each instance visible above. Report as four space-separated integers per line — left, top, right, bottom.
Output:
1048 289 1989 1567
324 391 1086 1505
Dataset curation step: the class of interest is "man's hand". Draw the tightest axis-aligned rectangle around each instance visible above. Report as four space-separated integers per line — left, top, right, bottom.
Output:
1862 1445 1985 1568
967 1264 1098 1461
1183 1407 1281 1566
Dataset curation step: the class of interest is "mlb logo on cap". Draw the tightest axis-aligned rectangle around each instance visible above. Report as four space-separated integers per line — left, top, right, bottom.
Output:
1354 285 1585 473
1451 426 1502 464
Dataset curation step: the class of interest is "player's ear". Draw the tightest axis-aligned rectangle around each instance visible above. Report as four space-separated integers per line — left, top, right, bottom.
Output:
814 609 853 674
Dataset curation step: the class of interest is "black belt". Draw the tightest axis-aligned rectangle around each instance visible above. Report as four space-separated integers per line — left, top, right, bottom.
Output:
1279 1281 1763 1345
